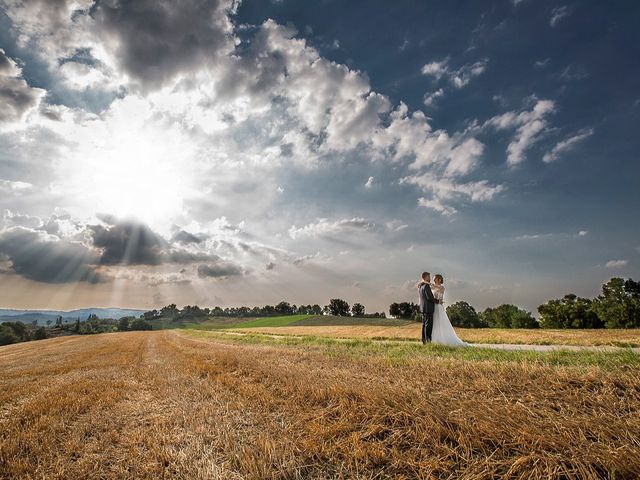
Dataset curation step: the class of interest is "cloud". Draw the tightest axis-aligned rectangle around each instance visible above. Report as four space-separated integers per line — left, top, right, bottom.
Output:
421 59 450 80
534 58 550 68
421 57 488 88
89 219 167 265
559 65 588 82
265 262 276 270
197 260 244 279
550 6 570 27
578 230 588 236
423 88 444 107
486 99 556 166
292 252 332 265
404 173 503 215
605 260 628 269
364 176 375 188
0 49 45 126
0 179 33 194
543 128 594 163
289 218 378 239
91 0 238 90
171 230 203 244
0 227 106 283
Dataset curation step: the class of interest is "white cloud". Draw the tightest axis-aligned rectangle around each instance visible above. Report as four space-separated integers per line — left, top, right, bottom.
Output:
423 88 444 107
550 6 570 27
578 230 588 236
405 172 503 215
417 197 457 216
421 59 450 79
534 58 550 68
364 176 375 188
0 179 33 193
0 49 46 128
486 99 556 166
605 260 628 268
421 57 488 89
543 128 593 163
289 218 378 239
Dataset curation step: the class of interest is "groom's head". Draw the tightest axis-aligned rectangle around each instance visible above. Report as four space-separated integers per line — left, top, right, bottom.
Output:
421 272 430 282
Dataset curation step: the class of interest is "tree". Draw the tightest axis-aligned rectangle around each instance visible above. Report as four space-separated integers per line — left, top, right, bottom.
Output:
143 309 160 320
0 325 20 346
538 294 603 329
446 301 487 328
46 319 52 327
328 298 350 316
389 302 420 320
33 327 47 340
118 317 130 332
351 303 365 317
129 319 152 331
275 301 294 315
160 304 178 319
74 318 80 333
481 304 539 328
592 278 640 328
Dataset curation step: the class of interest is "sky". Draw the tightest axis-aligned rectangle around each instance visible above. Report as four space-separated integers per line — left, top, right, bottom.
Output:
0 0 639 314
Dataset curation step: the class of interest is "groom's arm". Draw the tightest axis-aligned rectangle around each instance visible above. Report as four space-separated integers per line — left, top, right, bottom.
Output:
425 285 440 304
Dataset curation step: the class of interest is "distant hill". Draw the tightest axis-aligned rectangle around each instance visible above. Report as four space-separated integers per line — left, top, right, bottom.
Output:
0 308 146 325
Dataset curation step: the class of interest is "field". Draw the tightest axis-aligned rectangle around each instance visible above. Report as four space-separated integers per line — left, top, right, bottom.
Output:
1 329 640 479
159 315 640 347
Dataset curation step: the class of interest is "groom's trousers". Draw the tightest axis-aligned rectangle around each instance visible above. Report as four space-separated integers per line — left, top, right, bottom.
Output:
421 312 434 343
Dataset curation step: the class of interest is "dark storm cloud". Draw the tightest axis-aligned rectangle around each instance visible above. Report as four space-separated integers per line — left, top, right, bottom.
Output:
89 220 167 265
91 0 237 89
197 260 244 279
0 227 106 284
0 49 44 123
89 218 223 265
171 230 203 244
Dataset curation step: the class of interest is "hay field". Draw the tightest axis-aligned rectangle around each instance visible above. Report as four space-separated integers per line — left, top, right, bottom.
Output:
1 330 639 479
239 324 640 347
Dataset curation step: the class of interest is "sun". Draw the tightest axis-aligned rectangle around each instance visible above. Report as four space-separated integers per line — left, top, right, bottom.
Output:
58 98 198 230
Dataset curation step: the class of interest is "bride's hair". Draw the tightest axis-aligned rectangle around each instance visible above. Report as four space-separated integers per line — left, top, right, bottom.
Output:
434 274 444 284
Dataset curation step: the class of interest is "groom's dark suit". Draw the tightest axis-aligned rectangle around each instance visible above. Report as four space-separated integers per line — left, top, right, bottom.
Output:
418 282 436 343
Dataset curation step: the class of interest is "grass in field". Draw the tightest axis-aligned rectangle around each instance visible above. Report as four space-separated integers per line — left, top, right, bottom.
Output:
290 315 411 327
230 314 312 328
181 329 640 369
2 331 640 478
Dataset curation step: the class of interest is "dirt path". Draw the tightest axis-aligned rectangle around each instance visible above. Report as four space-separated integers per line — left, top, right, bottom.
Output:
219 329 640 353
1 331 639 479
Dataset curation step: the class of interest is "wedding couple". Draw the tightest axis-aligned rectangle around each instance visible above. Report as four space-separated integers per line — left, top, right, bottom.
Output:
417 272 467 347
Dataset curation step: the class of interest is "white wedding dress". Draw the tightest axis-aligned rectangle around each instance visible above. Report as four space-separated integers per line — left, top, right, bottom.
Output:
430 284 468 347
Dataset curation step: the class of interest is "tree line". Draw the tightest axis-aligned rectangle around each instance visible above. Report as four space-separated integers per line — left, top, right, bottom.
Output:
445 277 639 329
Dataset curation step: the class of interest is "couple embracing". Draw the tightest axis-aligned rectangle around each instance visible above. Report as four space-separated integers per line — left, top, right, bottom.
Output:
417 272 467 347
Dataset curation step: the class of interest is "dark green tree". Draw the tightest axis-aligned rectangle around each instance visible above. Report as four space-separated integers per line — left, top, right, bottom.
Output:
328 298 350 316
129 319 152 331
0 325 20 346
446 301 487 328
538 294 603 329
481 304 538 328
592 278 640 328
118 317 131 331
351 303 365 317
389 302 420 320
275 301 294 315
33 326 47 340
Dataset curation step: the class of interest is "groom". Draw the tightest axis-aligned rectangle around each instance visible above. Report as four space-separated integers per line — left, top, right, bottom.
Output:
418 272 438 344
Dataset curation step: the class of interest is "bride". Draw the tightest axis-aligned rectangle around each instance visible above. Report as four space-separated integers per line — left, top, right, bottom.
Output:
429 274 468 347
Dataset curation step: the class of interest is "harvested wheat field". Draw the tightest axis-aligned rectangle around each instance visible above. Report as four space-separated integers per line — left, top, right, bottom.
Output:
240 324 640 347
1 330 640 479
